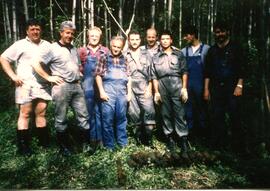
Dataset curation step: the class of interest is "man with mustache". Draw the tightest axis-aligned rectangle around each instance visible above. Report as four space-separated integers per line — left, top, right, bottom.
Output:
203 21 246 153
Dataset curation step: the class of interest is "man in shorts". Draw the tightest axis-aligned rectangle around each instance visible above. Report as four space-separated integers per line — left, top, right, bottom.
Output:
0 18 52 156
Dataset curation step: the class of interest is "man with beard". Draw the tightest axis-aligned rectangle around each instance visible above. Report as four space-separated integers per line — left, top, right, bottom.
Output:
125 30 155 147
203 21 246 152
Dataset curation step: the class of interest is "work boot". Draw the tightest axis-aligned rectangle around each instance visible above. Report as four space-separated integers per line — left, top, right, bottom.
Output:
17 129 32 156
80 129 95 155
36 126 50 148
144 125 154 147
56 131 72 156
180 136 189 159
134 125 142 145
166 136 176 153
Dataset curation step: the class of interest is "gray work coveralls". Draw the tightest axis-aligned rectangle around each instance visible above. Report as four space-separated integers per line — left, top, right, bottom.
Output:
151 48 188 138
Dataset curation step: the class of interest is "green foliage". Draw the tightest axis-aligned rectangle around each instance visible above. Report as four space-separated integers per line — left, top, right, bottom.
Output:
0 106 269 189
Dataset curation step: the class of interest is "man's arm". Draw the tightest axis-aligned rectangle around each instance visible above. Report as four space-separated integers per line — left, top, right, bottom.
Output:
96 75 109 101
0 56 23 86
32 62 64 85
234 78 243 96
203 78 210 101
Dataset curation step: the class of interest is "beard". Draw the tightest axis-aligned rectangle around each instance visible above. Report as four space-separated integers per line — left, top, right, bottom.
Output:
215 35 228 44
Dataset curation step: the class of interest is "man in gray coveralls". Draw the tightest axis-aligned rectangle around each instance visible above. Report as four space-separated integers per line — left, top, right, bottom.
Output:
151 30 189 156
125 30 156 146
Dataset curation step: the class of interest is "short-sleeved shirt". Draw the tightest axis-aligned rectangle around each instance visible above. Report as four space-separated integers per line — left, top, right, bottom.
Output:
1 37 51 84
39 41 81 83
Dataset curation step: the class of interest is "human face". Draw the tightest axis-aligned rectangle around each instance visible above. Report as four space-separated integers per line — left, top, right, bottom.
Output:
60 28 75 45
183 33 195 45
146 29 158 48
128 34 141 50
88 29 101 47
110 39 124 56
214 28 229 44
160 35 172 50
26 25 41 44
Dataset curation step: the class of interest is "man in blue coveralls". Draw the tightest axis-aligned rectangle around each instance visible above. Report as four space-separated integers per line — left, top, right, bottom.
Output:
181 25 210 140
125 30 156 146
204 21 246 152
95 36 131 150
151 30 189 157
78 27 109 150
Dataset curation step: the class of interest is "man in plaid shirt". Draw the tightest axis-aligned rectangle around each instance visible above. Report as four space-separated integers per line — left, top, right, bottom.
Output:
96 36 131 150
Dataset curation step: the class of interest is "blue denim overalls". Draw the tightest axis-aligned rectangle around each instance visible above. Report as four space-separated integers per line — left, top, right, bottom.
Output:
82 51 102 142
185 44 205 130
101 54 128 149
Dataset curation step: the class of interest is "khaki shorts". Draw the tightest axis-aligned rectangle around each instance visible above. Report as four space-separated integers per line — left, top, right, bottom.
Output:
15 81 52 104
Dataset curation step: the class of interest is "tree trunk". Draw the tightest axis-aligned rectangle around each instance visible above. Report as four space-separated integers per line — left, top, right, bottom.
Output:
81 0 87 46
104 6 109 47
23 0 29 21
164 0 167 29
72 0 76 25
12 0 17 42
50 0 54 41
151 0 156 28
167 0 172 30
178 0 182 48
118 0 123 35
89 0 94 27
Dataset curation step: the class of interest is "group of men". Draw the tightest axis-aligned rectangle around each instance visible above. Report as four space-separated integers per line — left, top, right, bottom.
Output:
0 18 245 157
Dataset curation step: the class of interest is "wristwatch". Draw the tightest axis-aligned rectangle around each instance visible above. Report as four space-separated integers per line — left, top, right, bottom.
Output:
237 84 243 89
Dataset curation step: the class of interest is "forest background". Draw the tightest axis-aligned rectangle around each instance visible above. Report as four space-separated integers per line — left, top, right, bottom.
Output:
0 0 270 189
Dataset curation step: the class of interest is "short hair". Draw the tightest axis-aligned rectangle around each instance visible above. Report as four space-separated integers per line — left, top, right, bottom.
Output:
159 30 173 39
214 21 230 32
110 35 125 47
128 30 140 38
88 26 102 36
26 18 41 30
183 25 198 38
60 21 76 32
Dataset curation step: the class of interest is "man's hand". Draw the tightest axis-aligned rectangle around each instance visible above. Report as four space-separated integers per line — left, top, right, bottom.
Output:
11 75 23 87
144 86 152 98
203 88 210 101
100 91 109 101
154 92 162 104
180 88 188 103
234 86 243 96
127 92 132 102
47 76 64 85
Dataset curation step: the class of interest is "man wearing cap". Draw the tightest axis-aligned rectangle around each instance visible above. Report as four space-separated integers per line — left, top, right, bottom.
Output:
32 21 92 156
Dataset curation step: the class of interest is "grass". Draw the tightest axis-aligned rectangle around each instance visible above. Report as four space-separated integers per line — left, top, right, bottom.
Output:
0 104 269 189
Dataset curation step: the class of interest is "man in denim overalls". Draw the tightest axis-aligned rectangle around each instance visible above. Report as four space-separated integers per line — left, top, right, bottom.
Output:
96 36 131 150
78 27 109 150
181 26 210 140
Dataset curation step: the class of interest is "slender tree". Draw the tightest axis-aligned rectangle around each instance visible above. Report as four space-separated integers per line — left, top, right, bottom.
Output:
23 0 29 21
